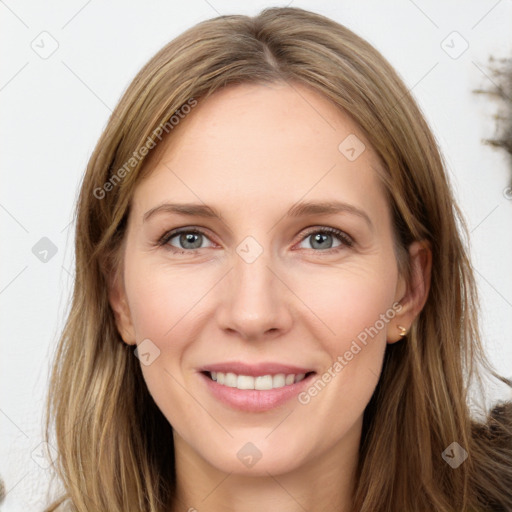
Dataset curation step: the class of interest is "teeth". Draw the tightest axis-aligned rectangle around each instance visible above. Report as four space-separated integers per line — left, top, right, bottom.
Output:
209 371 309 390
237 374 255 390
255 375 273 390
225 372 237 387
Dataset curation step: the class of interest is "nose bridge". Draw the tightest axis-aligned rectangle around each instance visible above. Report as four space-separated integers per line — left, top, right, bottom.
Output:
216 234 292 339
234 241 273 306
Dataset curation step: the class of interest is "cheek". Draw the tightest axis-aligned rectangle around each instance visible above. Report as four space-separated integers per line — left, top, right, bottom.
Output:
125 256 210 341
291 260 399 345
123 257 218 407
294 270 394 426
123 261 210 422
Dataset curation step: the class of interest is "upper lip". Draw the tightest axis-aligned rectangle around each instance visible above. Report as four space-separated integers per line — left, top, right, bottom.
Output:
199 361 316 377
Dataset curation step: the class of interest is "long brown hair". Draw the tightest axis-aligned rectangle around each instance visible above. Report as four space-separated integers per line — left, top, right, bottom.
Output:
44 7 512 511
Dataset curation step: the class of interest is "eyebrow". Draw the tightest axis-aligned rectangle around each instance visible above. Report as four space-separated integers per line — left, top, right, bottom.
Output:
143 200 373 229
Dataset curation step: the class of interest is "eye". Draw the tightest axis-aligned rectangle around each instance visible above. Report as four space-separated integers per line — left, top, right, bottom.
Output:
296 227 353 252
157 228 214 254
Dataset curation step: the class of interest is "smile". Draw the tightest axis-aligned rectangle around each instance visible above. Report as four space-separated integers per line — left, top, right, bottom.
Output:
199 369 317 412
206 371 312 390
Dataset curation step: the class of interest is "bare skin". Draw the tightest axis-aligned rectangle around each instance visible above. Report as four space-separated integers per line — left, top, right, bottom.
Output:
109 81 431 512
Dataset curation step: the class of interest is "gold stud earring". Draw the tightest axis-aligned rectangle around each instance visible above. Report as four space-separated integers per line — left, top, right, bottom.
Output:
398 325 407 337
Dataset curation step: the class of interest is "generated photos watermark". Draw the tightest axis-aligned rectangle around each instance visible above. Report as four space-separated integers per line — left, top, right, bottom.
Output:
298 301 403 405
93 97 198 200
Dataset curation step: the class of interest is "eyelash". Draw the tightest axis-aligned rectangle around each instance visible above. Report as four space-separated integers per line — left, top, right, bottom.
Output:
155 226 354 255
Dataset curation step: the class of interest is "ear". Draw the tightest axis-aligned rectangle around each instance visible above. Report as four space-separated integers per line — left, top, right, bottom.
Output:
388 240 432 344
108 270 137 346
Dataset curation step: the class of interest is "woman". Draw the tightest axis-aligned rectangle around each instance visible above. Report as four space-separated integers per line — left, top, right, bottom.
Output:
44 7 512 511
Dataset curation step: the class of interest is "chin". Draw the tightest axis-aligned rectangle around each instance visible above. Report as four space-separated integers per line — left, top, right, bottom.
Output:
196 434 311 477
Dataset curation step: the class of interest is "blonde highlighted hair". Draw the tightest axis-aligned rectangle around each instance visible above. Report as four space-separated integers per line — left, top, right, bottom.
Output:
45 7 512 511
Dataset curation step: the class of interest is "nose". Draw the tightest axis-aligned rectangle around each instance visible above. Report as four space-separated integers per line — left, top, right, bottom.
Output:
215 244 293 341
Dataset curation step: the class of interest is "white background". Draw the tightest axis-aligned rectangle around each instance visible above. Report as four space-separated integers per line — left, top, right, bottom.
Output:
1 1 512 509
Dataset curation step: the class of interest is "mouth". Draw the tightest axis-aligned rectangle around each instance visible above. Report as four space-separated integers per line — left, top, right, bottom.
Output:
201 370 316 391
198 368 317 412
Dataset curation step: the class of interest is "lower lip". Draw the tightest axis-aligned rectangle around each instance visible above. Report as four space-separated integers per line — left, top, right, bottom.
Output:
199 372 316 412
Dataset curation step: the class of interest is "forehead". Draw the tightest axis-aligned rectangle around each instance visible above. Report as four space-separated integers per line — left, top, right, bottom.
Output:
131 82 389 225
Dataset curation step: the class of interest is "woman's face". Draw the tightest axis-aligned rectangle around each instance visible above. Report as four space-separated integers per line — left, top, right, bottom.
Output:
111 82 416 477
